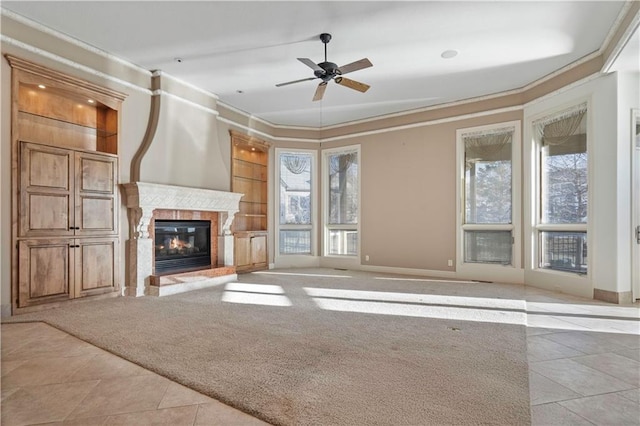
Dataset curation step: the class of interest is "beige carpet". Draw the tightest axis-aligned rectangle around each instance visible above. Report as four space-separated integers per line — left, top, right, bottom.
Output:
4 269 531 425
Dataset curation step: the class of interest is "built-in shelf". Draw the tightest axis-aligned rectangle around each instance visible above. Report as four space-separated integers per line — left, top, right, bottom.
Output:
230 130 270 272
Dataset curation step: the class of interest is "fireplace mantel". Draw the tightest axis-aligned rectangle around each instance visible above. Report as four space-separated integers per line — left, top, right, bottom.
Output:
121 182 244 296
122 182 243 239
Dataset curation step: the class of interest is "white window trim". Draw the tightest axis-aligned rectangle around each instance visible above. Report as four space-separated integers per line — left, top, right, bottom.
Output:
455 120 522 283
322 145 361 260
274 148 318 263
524 97 593 294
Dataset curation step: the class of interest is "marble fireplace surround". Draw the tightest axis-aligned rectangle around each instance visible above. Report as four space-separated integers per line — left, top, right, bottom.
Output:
122 182 243 296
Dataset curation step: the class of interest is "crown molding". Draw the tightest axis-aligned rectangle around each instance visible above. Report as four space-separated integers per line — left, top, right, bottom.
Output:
601 3 640 73
1 35 152 94
1 8 150 76
152 89 219 116
152 70 219 101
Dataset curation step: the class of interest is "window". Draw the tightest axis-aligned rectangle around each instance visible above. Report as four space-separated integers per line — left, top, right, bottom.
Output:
534 103 588 274
277 150 314 255
324 146 359 256
459 124 517 266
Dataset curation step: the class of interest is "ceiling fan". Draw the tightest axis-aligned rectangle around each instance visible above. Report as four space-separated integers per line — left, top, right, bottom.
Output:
276 33 373 101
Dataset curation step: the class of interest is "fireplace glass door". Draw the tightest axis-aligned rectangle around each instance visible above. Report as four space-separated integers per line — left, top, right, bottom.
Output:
154 220 211 274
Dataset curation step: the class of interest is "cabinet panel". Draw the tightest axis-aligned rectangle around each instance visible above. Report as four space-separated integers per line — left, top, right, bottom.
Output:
28 148 69 188
251 235 267 266
235 232 267 272
79 156 114 192
75 152 117 235
19 142 73 237
18 239 72 307
75 237 119 297
235 235 252 268
78 197 115 231
27 194 70 232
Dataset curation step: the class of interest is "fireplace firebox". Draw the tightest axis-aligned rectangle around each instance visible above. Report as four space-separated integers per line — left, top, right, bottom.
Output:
154 220 211 274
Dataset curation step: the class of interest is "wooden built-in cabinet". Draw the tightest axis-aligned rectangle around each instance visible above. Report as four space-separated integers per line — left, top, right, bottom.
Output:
230 131 270 272
7 55 126 313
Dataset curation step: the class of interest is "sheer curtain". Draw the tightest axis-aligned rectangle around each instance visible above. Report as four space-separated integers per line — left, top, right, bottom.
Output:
283 154 309 174
463 127 513 170
534 103 587 146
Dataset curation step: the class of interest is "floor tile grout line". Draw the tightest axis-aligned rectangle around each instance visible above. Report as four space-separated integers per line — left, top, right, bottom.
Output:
536 401 599 426
529 356 639 389
555 391 639 426
526 331 591 356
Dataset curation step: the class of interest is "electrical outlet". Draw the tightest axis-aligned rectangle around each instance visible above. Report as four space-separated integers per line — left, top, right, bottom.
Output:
365 255 370 261
447 259 453 267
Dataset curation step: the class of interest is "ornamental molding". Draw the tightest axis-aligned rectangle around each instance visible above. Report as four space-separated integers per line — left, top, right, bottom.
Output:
122 182 243 238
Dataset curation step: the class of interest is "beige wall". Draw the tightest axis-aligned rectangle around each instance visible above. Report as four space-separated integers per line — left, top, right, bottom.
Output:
140 95 230 191
318 111 523 272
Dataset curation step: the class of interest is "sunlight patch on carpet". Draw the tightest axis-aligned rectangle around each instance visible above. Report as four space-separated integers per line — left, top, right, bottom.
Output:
225 283 286 294
374 276 477 284
253 271 353 278
222 283 292 306
305 287 526 324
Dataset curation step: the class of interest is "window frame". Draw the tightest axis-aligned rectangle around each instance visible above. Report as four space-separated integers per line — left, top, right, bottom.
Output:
531 101 590 277
274 148 317 258
322 145 361 258
455 120 522 281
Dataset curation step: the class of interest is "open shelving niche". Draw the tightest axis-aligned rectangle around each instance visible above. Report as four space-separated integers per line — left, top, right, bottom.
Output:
230 130 271 272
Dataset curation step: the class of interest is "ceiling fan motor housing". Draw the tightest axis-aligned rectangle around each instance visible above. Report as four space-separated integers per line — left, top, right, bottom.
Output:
316 61 340 81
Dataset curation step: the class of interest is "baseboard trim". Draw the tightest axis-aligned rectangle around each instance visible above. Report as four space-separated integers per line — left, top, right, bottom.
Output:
593 288 634 304
1 304 12 318
359 264 458 280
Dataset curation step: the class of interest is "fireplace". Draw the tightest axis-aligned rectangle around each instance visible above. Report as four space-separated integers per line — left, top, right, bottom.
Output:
154 220 211 274
122 182 243 297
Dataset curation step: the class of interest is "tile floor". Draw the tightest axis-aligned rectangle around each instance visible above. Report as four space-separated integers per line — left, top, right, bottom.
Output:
1 284 638 426
1 322 267 425
524 287 639 425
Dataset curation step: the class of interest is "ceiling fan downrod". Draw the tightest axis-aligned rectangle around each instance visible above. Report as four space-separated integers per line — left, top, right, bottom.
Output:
320 32 332 62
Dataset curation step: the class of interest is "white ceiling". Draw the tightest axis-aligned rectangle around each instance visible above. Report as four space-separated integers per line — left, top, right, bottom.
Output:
2 1 635 128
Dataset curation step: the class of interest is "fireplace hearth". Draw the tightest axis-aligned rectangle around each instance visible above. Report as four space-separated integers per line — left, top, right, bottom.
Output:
154 220 211 274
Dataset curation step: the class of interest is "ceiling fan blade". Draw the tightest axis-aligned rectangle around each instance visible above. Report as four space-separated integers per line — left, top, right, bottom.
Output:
335 76 370 93
298 58 324 73
312 82 328 102
276 77 317 87
337 58 372 75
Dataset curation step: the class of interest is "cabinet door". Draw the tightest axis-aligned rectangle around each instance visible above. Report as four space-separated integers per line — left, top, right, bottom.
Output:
75 152 118 236
250 234 267 266
74 237 119 298
19 142 74 238
235 235 252 268
18 239 72 308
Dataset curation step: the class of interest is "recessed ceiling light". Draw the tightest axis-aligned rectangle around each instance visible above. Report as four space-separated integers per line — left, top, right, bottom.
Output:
87 99 94 104
441 50 459 59
38 84 46 89
236 90 244 94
